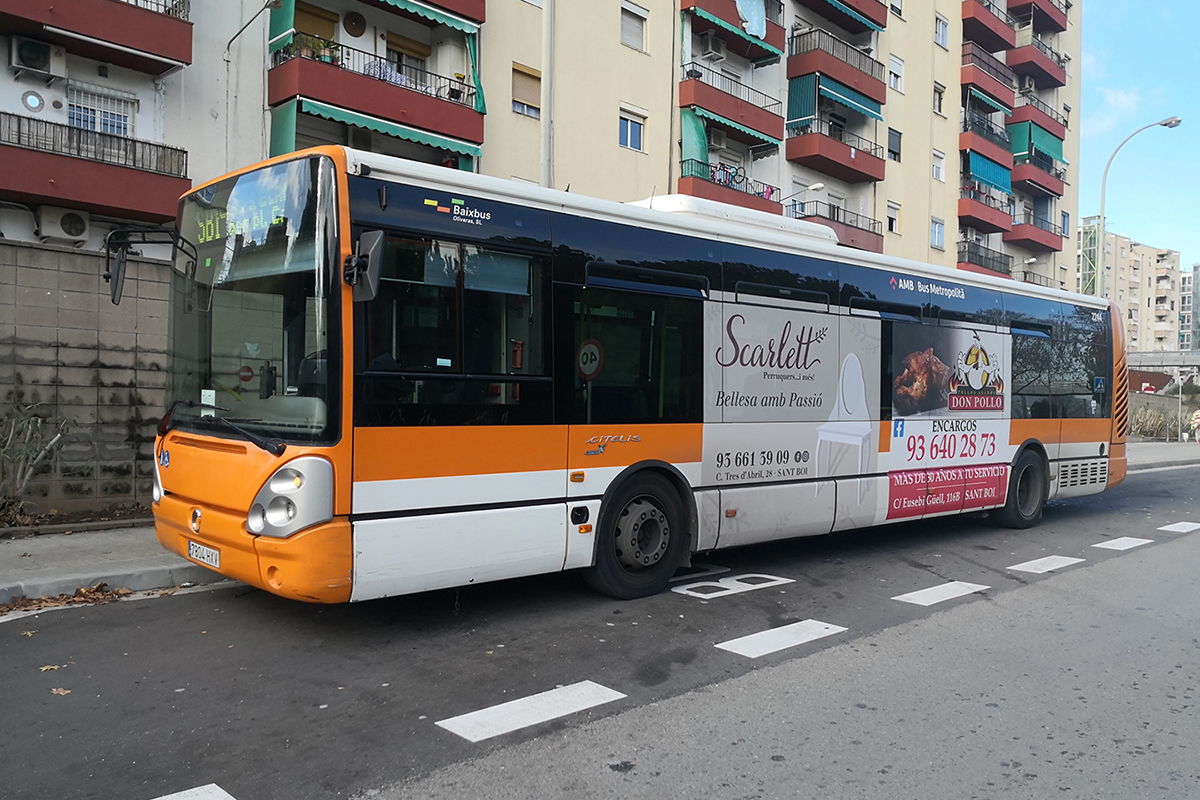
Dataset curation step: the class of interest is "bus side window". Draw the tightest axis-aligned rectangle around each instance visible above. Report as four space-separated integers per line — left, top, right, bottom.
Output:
563 286 703 425
1010 329 1053 420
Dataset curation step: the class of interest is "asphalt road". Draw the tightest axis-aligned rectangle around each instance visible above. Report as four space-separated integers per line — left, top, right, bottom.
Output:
3 466 1198 800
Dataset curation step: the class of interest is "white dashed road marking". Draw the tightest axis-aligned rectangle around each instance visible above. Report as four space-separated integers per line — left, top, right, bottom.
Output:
1093 537 1153 551
892 581 990 606
435 681 626 742
715 619 847 659
1008 555 1085 574
1157 521 1200 533
672 574 795 599
149 785 237 800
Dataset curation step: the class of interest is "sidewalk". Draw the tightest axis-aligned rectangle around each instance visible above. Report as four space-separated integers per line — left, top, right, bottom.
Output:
2 442 1199 607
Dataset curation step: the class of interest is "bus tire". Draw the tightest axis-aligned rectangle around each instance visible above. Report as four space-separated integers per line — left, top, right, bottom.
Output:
994 449 1047 529
584 472 687 600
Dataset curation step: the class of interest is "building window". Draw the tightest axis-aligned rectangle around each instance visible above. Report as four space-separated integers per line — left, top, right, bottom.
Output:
619 110 645 151
386 32 432 87
932 150 945 181
887 128 901 162
931 217 945 250
67 82 137 137
934 15 949 48
933 82 945 114
512 65 541 119
890 0 902 16
1061 210 1070 235
621 1 648 51
887 202 900 234
888 55 904 92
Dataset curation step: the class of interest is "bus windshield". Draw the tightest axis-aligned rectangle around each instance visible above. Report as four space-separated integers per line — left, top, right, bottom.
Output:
168 155 339 444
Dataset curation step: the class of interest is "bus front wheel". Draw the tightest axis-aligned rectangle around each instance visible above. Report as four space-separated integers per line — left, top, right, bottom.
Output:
584 473 687 600
994 450 1047 529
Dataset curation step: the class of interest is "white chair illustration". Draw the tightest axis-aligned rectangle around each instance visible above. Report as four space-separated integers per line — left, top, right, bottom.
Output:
815 354 873 501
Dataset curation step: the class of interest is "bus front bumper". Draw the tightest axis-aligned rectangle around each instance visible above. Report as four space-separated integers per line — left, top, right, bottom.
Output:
155 494 353 603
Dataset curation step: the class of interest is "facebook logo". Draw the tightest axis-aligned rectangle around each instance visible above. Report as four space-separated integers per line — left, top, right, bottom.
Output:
893 419 905 438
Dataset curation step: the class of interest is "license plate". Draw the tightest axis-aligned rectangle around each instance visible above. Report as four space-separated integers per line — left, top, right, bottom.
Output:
187 540 220 569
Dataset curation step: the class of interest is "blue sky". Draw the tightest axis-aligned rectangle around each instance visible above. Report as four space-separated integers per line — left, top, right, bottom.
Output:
1079 0 1199 269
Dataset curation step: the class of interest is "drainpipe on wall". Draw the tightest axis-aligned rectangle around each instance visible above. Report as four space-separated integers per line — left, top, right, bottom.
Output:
539 0 555 188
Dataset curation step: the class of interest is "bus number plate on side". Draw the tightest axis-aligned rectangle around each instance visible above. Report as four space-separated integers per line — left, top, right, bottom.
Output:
187 540 220 569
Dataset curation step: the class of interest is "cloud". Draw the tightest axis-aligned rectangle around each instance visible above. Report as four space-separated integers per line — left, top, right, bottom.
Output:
1082 87 1142 138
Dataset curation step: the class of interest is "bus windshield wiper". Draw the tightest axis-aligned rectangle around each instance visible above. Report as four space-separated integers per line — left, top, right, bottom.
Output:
158 399 229 437
203 415 287 456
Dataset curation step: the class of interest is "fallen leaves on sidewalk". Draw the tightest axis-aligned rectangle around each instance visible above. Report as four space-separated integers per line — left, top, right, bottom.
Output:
0 583 133 615
20 630 36 637
39 665 60 672
50 688 70 696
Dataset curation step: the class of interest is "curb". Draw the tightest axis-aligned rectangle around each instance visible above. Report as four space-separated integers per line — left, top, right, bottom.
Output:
0 561 219 607
0 518 155 539
1129 460 1200 472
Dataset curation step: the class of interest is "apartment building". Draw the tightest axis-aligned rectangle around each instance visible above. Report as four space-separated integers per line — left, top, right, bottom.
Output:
1182 269 1192 350
0 0 1080 513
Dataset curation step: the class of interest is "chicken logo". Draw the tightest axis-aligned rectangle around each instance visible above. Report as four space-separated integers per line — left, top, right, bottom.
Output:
948 333 1004 410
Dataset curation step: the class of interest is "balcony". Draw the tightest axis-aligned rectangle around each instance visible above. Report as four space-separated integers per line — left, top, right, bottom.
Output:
268 36 483 147
680 62 784 143
958 240 1013 277
1009 32 1067 88
682 0 786 61
1008 0 1068 32
1016 270 1055 288
678 159 782 215
959 185 1013 234
962 0 1016 52
0 0 192 73
1012 152 1065 197
1003 212 1064 252
961 42 1016 109
787 200 883 252
787 29 886 106
794 0 888 34
785 118 885 183
960 112 1013 167
1011 92 1067 139
0 111 189 222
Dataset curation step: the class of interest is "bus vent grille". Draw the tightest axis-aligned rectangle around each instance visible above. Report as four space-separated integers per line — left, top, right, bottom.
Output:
1113 354 1129 440
1059 459 1108 488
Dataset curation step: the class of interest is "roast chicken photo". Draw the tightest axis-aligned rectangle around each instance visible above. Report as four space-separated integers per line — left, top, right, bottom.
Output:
893 348 950 415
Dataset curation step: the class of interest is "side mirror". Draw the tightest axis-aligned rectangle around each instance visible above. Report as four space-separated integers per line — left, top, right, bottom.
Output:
345 230 385 302
103 244 128 305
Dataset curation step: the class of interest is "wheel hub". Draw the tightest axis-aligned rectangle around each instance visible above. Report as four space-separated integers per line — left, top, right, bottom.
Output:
614 498 670 570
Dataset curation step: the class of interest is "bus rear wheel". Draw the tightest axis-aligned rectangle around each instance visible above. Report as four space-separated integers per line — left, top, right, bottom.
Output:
994 450 1046 529
584 473 687 600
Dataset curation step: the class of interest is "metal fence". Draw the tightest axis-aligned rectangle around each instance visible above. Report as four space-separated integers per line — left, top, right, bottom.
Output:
788 29 885 82
681 159 780 202
962 111 1011 147
787 200 882 235
1029 35 1068 68
1015 92 1068 127
961 184 1014 213
0 111 188 177
113 0 190 19
1014 151 1066 180
958 240 1012 275
785 117 883 159
1013 211 1064 236
974 0 1015 27
962 42 1016 86
765 0 784 26
272 35 476 109
680 62 782 115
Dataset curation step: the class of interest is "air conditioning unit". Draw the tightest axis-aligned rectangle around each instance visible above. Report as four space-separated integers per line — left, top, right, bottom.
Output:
700 31 726 63
37 207 90 246
707 128 727 150
1019 75 1036 93
10 37 67 82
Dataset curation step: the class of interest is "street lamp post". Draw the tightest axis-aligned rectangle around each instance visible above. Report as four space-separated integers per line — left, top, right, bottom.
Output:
1097 117 1182 299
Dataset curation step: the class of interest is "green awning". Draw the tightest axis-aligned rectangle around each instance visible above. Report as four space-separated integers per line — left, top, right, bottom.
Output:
821 0 885 32
968 151 1012 195
969 87 1012 117
692 106 782 146
299 99 482 157
691 8 784 57
377 0 478 33
818 76 883 121
1008 121 1030 157
787 75 817 126
680 108 709 165
1030 122 1064 161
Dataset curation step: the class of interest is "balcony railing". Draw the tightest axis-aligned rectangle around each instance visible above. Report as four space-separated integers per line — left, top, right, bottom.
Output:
1014 151 1066 181
960 184 1014 213
272 35 476 109
114 0 190 19
788 29 885 83
0 111 188 177
1017 270 1054 288
787 200 883 235
974 0 1015 28
681 159 781 202
765 0 784 26
962 42 1016 87
785 117 884 159
681 62 783 115
1012 211 1063 236
962 111 1011 148
1015 92 1068 127
1026 34 1068 68
958 240 1013 275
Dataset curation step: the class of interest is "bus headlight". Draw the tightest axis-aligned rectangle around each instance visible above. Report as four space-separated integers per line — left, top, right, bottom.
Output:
247 457 334 538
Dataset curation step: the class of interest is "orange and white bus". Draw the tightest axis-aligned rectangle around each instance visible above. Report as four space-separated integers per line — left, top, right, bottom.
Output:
118 146 1128 603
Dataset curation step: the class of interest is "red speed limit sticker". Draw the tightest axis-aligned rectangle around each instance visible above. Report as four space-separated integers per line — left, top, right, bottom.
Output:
577 339 604 381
